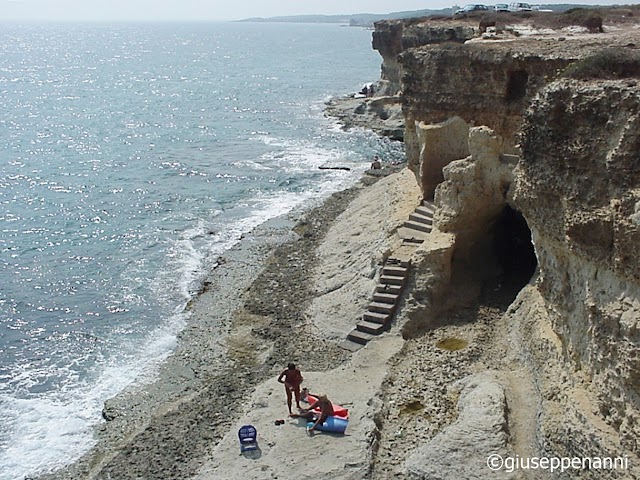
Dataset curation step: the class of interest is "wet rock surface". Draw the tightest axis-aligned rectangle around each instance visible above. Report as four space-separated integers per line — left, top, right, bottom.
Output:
325 95 405 141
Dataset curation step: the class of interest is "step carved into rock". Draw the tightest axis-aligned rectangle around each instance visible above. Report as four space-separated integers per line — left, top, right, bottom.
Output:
372 292 398 304
347 329 374 345
363 311 391 324
380 275 405 287
356 320 386 335
369 301 395 315
403 220 432 233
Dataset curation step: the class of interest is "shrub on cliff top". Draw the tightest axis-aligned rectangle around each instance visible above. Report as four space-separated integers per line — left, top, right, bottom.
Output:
532 8 603 32
562 48 640 80
563 8 604 32
479 16 497 33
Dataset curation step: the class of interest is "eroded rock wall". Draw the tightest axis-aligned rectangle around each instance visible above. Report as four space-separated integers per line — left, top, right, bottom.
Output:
416 116 470 199
402 43 570 188
372 20 404 96
395 82 640 477
372 20 475 96
369 16 640 475
381 22 640 478
435 126 513 255
513 79 640 455
370 19 638 198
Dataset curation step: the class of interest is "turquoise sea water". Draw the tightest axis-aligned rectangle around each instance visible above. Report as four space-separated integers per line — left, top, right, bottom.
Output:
0 22 402 478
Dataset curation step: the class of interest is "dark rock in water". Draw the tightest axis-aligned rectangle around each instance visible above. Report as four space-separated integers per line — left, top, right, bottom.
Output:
318 166 351 171
102 400 122 421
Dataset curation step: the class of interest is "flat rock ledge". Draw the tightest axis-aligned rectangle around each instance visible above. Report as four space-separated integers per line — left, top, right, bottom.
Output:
404 372 515 480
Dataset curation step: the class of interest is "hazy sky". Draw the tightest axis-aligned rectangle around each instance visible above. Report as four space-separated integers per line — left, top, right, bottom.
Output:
0 0 625 22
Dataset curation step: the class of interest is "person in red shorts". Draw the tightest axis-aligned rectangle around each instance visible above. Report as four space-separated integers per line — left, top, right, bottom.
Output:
277 363 303 415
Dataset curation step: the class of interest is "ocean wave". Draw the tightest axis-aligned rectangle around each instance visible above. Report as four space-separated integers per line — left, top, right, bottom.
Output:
0 309 188 480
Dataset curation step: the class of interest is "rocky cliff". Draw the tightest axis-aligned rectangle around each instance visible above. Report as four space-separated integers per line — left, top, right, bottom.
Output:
368 14 640 479
402 43 570 198
514 79 640 458
372 19 476 96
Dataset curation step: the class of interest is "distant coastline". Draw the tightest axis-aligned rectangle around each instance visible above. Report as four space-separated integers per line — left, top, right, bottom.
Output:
238 4 605 27
237 10 452 27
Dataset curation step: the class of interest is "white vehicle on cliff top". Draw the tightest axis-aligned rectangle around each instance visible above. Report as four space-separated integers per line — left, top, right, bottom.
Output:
509 2 532 11
454 4 489 15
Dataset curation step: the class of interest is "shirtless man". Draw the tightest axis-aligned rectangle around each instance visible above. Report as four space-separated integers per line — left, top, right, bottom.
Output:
301 394 335 432
277 363 303 415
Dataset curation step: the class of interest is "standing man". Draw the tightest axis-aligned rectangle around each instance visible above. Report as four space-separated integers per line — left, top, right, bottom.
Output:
277 363 303 415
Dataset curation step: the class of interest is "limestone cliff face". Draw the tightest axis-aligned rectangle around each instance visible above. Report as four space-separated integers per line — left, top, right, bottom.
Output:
395 81 640 476
513 79 640 454
402 44 570 197
372 16 640 476
371 21 404 96
434 125 514 253
372 20 475 96
370 20 640 198
517 80 640 280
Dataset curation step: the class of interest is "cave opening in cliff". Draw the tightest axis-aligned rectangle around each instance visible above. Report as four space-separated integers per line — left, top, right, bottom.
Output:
411 206 538 336
506 70 529 103
492 205 537 293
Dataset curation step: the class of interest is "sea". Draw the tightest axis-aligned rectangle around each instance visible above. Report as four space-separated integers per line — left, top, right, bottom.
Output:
0 21 403 479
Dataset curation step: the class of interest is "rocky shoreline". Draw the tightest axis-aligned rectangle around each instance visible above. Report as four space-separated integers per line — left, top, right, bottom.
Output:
38 207 303 479
36 137 416 479
36 90 543 480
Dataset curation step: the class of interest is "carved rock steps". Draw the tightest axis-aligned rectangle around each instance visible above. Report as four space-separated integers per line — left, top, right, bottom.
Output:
341 200 434 351
400 200 434 246
344 260 410 349
403 200 434 234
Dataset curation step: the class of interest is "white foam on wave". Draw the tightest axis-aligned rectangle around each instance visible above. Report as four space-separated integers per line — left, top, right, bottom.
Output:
0 395 94 479
218 165 361 234
164 154 364 305
229 159 273 171
0 311 188 480
256 135 365 175
171 219 210 300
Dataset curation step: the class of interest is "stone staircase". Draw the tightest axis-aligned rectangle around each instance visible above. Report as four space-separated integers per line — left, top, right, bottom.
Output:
398 200 435 245
339 200 436 352
342 258 411 351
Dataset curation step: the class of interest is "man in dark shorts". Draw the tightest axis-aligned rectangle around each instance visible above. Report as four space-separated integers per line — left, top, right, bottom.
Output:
277 363 303 415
